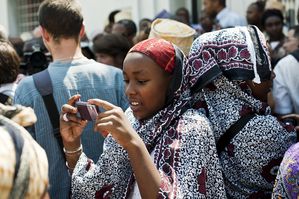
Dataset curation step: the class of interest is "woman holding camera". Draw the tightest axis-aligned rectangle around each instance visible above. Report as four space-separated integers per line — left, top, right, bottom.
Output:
60 38 226 198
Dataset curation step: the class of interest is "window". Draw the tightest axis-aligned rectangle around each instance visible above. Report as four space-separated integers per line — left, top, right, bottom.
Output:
16 0 43 34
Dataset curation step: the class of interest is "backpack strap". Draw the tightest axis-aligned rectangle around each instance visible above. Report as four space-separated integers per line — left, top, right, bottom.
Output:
216 114 256 155
290 49 299 62
32 70 64 155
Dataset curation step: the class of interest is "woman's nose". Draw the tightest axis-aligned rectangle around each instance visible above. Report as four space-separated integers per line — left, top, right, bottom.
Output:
125 82 136 96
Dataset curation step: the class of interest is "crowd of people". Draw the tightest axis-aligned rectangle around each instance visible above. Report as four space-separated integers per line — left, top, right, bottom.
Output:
1 0 299 198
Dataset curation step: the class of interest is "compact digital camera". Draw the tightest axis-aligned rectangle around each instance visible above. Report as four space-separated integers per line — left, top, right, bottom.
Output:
75 101 99 121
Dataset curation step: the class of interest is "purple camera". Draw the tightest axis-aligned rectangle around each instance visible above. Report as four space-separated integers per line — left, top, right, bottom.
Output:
75 101 99 121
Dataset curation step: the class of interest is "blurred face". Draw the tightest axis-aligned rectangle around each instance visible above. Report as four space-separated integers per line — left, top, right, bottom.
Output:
95 53 116 67
112 23 127 37
123 52 171 120
176 10 189 25
264 16 283 40
283 29 299 53
203 0 218 18
246 4 259 25
246 72 276 102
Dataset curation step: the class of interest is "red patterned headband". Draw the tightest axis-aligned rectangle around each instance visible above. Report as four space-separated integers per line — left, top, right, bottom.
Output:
129 38 176 73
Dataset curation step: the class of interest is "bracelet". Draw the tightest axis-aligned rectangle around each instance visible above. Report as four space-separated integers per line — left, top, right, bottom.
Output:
63 144 83 155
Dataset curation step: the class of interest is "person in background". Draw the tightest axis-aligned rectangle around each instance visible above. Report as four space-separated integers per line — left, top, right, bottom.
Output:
133 18 152 44
92 33 132 69
175 7 191 25
272 113 299 198
104 10 121 34
0 40 20 105
0 103 49 199
203 0 247 29
14 0 128 198
60 38 226 198
112 19 137 46
188 25 297 198
272 25 299 116
198 10 214 34
246 1 265 32
262 9 286 67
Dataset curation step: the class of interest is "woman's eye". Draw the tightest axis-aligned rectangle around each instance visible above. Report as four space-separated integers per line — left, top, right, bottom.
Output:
137 80 148 84
123 79 129 84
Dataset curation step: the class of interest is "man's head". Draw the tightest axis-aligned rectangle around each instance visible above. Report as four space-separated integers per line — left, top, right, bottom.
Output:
262 9 284 41
0 40 20 84
203 0 226 18
112 19 137 44
283 25 299 54
246 1 265 26
38 0 83 43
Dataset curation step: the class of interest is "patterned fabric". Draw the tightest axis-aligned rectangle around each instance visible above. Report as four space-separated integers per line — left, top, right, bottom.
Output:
71 38 226 198
189 26 271 92
0 104 48 199
189 26 297 198
272 143 299 199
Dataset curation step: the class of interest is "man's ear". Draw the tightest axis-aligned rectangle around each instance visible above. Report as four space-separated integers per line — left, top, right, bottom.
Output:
79 24 85 38
40 26 50 42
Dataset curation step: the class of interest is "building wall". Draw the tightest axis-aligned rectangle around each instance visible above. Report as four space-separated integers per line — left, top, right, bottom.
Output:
1 0 298 38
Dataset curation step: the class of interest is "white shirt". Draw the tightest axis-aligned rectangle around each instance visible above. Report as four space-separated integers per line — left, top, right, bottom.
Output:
216 8 247 29
273 54 299 114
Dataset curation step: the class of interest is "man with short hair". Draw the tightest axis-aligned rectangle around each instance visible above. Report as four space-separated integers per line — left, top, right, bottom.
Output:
14 0 128 198
272 25 299 115
203 0 246 29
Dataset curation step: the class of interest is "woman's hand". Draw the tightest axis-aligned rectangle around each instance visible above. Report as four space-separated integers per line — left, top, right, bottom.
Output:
88 99 141 151
60 94 88 150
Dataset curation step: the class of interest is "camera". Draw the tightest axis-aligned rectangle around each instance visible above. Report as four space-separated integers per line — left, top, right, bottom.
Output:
20 38 52 75
75 101 99 121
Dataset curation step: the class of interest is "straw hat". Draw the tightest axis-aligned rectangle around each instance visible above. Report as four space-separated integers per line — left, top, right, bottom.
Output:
149 18 196 55
265 0 285 12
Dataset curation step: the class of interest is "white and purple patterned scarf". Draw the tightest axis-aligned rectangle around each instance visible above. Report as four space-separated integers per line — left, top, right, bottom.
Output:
71 38 226 198
188 26 297 198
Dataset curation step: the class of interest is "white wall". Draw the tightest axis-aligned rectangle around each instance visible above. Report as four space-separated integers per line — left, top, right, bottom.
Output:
226 0 254 17
0 0 9 35
79 0 169 39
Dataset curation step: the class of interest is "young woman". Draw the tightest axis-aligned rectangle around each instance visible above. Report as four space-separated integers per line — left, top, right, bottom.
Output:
60 38 226 198
188 26 297 198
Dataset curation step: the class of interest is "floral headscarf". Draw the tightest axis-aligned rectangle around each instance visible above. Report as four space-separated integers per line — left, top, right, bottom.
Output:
272 142 299 198
71 38 226 198
188 26 297 198
0 104 48 199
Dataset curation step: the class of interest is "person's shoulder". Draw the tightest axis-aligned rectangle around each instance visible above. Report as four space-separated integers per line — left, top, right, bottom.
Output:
274 54 298 71
179 109 211 129
14 75 37 102
15 75 35 93
79 60 123 76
